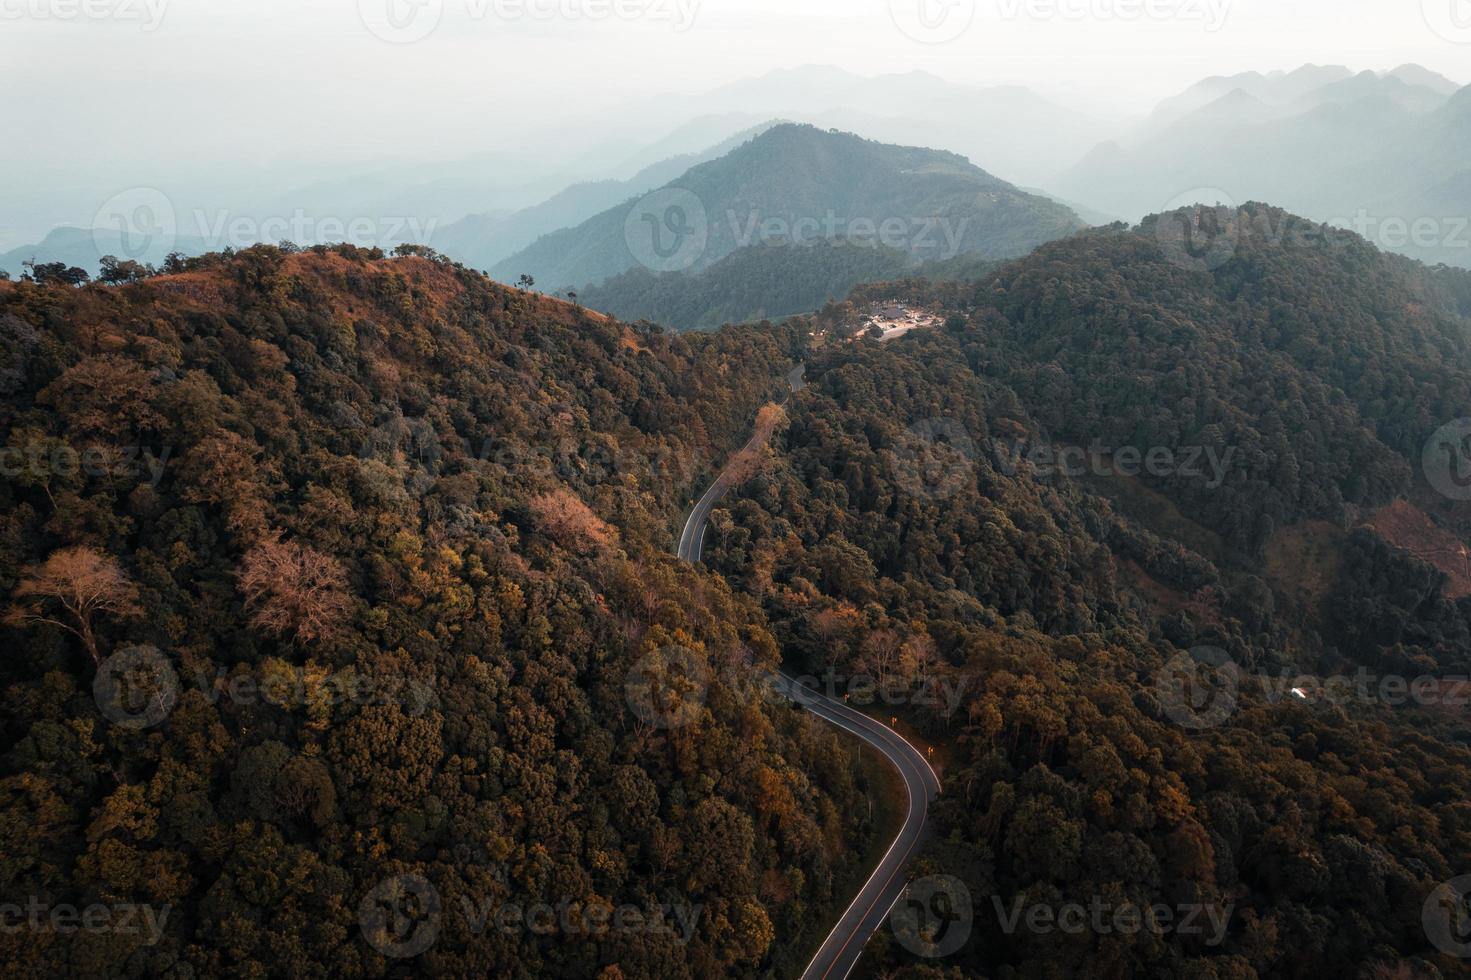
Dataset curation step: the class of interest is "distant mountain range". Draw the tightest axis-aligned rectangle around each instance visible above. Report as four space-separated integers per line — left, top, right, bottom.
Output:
7 63 1465 281
623 66 1113 188
433 124 780 273
1054 65 1471 267
0 226 213 279
490 124 1084 292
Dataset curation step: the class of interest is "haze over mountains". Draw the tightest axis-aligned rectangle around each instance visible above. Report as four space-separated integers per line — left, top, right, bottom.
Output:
1055 64 1471 268
489 124 1083 292
14 1 1471 972
4 61 1466 288
432 123 782 273
9 202 1471 976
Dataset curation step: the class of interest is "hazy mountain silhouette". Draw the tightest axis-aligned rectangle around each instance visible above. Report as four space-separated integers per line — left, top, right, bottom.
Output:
492 124 1083 291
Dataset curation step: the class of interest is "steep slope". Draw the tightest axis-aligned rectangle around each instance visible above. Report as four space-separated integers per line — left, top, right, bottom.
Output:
699 205 1471 977
492 124 1084 291
434 123 781 272
0 245 882 978
577 240 917 330
577 239 1000 332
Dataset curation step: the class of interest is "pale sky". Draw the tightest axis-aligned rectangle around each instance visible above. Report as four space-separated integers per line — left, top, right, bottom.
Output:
2 0 1466 245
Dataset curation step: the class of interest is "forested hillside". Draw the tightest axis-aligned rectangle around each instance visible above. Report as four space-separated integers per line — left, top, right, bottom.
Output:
577 240 916 331
702 206 1471 976
0 245 878 978
492 124 1082 291
577 240 1003 333
8 205 1471 978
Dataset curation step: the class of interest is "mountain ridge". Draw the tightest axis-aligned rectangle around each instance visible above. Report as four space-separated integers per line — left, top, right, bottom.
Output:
491 123 1083 291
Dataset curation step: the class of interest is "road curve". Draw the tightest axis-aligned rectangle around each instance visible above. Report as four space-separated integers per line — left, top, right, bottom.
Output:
676 370 942 980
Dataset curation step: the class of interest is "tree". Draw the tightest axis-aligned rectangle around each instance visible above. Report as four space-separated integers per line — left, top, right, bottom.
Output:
5 547 142 666
517 274 535 291
528 489 615 554
98 255 154 284
24 260 90 286
238 536 353 645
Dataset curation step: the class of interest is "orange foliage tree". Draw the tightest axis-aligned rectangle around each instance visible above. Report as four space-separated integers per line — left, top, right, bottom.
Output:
5 546 142 666
238 536 353 645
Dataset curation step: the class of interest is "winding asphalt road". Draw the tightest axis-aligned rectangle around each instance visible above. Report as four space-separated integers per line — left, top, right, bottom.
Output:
676 367 942 980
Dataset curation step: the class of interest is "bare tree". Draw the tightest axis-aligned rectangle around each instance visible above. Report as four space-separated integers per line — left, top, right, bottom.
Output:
5 547 142 666
238 536 352 645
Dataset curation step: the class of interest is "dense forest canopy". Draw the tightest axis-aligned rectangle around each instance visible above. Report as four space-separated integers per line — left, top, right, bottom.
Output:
491 123 1081 292
700 206 1471 977
5 203 1471 978
577 240 1000 333
0 244 882 978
